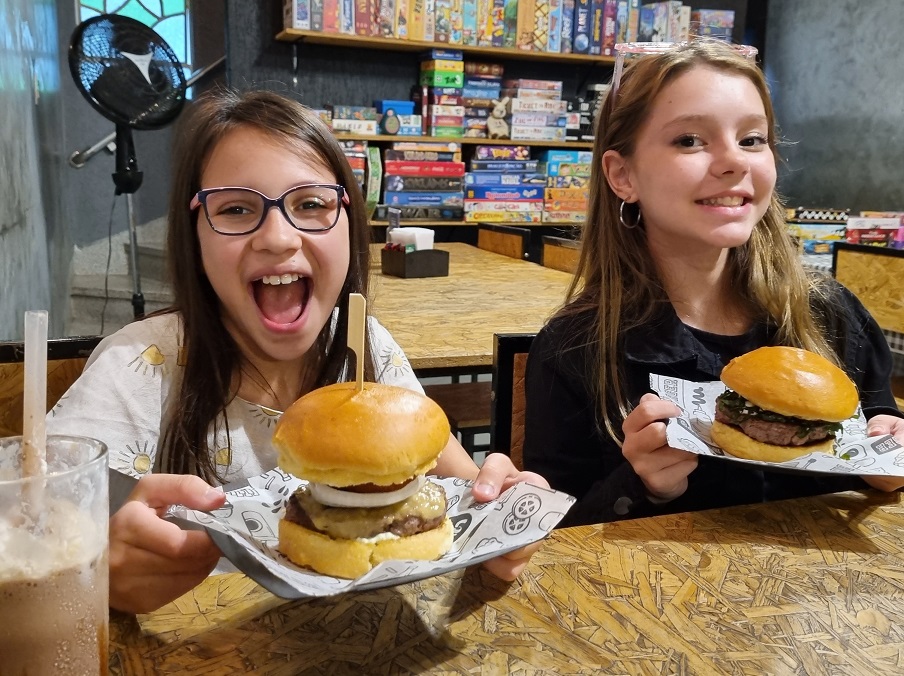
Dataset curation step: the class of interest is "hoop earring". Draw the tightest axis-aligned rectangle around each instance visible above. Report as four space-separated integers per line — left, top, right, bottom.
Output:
619 199 641 229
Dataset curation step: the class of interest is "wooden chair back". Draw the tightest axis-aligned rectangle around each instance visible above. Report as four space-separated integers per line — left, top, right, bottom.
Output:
422 380 492 456
893 376 904 412
491 333 535 470
0 337 101 437
833 242 904 334
477 223 531 260
541 235 580 274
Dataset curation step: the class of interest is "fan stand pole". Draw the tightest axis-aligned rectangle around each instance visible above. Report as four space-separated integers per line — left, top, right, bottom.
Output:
125 193 145 319
112 124 145 320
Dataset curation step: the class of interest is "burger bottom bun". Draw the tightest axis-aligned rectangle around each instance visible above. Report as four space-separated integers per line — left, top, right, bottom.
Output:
278 517 454 579
710 421 836 464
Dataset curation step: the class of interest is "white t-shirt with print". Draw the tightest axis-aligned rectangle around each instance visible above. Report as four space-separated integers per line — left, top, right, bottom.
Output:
47 312 422 484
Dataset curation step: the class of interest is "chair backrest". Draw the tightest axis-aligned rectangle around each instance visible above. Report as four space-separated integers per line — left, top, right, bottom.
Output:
833 242 904 334
893 375 904 411
477 223 531 260
491 333 535 470
0 336 101 437
541 235 580 274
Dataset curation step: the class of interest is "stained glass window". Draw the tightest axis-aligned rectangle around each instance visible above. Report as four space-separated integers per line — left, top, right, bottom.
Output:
77 1 192 83
4 3 62 93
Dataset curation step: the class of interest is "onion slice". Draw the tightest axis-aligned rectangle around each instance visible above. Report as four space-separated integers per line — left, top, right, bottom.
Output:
309 475 426 508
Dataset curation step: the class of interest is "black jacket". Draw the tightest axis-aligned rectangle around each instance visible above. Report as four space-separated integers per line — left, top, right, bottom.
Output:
524 283 901 527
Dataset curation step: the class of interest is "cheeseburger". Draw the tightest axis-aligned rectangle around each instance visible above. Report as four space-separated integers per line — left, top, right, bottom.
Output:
272 382 454 578
710 346 859 463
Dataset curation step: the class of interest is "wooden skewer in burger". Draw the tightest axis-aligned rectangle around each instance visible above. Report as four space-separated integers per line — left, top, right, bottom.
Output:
710 346 860 463
272 294 453 578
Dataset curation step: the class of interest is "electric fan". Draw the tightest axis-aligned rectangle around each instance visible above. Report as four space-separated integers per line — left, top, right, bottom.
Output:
69 14 187 319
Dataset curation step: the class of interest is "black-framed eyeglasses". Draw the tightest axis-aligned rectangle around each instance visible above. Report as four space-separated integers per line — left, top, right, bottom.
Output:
190 184 349 235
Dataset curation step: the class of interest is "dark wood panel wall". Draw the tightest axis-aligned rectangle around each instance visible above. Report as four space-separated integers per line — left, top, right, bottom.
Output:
222 1 614 108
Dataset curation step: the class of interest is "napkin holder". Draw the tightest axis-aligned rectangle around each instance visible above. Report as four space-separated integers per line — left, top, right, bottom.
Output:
381 247 450 278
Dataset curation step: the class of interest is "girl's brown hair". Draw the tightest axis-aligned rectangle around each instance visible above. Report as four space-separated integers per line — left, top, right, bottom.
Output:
160 88 374 482
564 40 836 445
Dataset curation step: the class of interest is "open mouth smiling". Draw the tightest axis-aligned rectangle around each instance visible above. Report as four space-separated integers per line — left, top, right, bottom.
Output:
252 274 312 325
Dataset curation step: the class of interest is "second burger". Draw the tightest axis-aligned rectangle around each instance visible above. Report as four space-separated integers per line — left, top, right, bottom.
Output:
710 346 859 463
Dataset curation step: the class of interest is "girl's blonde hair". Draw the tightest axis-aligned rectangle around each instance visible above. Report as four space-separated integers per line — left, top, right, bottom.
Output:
563 40 836 445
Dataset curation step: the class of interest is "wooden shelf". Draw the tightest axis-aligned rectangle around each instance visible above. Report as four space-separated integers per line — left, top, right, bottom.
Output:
276 29 617 66
368 220 583 228
370 220 465 228
336 133 593 148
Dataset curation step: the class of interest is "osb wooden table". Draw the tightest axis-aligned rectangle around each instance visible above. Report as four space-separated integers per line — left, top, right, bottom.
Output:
368 242 572 373
111 490 904 675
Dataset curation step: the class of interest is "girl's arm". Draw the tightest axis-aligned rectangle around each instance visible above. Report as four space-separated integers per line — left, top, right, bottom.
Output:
433 433 479 480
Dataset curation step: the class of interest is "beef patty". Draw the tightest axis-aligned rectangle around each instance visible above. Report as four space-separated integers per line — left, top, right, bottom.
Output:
715 389 842 447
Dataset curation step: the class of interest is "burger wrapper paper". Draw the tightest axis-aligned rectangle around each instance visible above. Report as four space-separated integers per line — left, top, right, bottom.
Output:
654 375 904 476
169 471 575 599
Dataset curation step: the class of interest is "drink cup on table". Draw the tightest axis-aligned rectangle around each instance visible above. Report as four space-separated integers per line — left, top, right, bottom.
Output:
0 434 109 675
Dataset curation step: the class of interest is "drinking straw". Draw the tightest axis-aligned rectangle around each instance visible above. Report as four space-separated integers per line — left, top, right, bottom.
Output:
22 310 48 482
348 293 366 392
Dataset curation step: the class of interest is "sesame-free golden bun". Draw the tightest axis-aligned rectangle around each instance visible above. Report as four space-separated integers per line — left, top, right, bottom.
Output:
278 517 454 579
710 420 835 463
272 382 451 487
720 346 858 422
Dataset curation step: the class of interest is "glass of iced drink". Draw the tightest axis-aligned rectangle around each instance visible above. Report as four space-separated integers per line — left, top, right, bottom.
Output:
0 435 109 675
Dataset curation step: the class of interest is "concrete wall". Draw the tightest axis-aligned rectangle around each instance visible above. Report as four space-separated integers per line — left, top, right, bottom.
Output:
766 0 904 211
0 0 65 340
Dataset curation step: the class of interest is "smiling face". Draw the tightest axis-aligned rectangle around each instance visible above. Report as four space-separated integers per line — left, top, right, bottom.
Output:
605 65 777 260
196 126 350 370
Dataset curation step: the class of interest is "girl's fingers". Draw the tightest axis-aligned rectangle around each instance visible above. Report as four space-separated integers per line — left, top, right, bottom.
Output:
128 473 226 512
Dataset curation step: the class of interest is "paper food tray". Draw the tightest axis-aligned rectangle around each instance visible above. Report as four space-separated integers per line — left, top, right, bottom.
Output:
652 374 904 477
170 469 575 599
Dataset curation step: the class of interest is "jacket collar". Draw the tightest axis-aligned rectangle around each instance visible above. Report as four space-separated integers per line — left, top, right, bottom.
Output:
622 302 772 378
623 304 700 365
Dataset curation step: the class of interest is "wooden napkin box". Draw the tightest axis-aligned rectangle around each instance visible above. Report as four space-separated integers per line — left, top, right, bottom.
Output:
380 247 449 279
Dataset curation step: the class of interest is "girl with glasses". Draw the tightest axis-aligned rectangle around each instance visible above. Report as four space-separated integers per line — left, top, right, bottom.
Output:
523 39 904 527
49 89 548 613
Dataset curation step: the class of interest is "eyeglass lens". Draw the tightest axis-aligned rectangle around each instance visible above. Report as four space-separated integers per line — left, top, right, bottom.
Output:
203 185 342 234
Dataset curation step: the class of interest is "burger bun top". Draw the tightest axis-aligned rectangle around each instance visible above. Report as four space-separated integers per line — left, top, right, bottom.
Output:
720 346 858 422
273 382 450 487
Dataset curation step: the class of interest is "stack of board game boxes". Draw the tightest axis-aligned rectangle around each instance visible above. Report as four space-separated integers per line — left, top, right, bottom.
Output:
503 79 568 142
419 50 465 138
464 145 590 224
376 141 466 221
464 145 543 223
539 148 590 223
